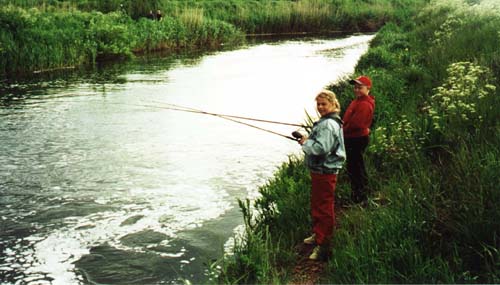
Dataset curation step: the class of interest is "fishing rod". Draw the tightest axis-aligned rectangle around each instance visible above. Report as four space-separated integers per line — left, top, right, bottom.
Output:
42 99 308 141
149 101 309 128
140 101 305 141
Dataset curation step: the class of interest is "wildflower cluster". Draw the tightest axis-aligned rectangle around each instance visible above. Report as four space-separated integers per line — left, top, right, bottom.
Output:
369 116 423 161
432 15 463 46
425 61 496 132
470 0 500 16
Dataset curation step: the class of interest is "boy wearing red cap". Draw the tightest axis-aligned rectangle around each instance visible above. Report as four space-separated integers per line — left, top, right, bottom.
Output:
343 75 375 204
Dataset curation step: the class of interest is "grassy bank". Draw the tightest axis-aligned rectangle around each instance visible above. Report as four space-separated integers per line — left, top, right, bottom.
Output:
2 0 420 77
218 0 500 283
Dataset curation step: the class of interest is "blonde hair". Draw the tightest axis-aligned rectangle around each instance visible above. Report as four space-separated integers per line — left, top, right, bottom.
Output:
316 90 341 113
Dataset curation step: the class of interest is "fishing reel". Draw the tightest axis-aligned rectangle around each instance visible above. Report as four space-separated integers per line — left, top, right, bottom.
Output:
291 131 303 140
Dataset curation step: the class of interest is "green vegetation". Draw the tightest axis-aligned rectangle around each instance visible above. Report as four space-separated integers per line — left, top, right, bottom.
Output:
217 0 500 283
1 0 421 76
3 0 498 283
0 4 243 75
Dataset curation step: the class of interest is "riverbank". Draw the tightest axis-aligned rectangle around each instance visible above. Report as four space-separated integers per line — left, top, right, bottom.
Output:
1 0 421 77
217 0 500 283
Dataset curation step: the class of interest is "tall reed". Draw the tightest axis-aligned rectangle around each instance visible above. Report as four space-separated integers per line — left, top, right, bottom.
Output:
0 5 94 74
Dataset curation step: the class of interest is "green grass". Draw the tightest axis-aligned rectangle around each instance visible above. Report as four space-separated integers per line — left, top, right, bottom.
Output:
217 0 500 283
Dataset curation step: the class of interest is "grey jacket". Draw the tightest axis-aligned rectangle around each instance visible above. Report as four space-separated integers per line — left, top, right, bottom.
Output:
302 113 346 174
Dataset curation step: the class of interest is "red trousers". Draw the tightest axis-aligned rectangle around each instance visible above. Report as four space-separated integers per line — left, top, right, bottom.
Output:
310 173 337 245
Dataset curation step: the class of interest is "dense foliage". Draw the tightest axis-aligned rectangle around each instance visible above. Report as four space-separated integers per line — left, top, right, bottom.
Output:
218 0 500 283
1 0 421 76
0 4 243 75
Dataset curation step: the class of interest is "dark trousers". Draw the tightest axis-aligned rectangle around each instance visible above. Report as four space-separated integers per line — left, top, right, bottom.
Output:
345 136 369 203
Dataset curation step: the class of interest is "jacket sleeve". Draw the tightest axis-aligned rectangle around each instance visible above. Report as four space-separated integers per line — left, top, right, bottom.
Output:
302 123 336 156
344 101 373 130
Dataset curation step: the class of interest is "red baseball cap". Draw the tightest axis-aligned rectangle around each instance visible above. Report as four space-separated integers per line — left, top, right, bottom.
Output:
349 75 372 88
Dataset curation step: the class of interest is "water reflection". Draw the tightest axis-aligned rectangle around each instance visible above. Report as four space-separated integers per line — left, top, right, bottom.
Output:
0 52 206 108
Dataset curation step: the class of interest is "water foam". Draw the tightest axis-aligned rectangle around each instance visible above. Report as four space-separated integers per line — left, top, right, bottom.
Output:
21 185 231 284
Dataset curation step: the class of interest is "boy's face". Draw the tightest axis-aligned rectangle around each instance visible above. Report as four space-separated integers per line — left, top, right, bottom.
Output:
353 84 370 97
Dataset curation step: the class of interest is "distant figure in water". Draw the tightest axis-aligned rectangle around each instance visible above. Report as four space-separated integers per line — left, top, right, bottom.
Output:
298 90 346 260
343 75 375 204
156 10 163 21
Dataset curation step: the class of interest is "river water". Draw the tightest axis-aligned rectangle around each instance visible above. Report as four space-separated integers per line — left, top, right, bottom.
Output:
0 34 374 284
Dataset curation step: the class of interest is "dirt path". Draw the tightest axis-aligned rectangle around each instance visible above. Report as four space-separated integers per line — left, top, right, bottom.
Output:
289 204 357 284
289 243 327 285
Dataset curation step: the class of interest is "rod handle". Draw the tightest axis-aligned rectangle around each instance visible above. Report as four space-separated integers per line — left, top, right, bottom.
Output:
291 131 303 139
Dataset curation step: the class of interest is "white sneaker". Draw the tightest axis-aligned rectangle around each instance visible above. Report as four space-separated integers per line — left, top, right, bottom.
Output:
303 233 316 245
309 245 321 260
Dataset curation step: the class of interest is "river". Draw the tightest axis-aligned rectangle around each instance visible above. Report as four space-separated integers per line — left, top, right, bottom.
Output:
0 34 374 284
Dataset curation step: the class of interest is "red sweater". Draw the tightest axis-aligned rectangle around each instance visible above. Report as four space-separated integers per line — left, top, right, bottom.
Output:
342 94 375 138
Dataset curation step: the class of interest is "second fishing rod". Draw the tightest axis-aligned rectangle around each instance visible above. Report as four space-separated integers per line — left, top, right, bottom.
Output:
49 99 311 141
141 101 311 141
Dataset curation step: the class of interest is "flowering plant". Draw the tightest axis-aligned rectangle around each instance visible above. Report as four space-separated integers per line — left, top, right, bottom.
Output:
370 116 423 162
424 61 496 139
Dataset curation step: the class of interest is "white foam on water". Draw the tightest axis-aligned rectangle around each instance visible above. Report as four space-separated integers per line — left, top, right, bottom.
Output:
21 184 231 284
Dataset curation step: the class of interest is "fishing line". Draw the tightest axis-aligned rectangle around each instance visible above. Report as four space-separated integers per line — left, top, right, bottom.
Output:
149 100 308 128
139 101 302 141
38 99 307 141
